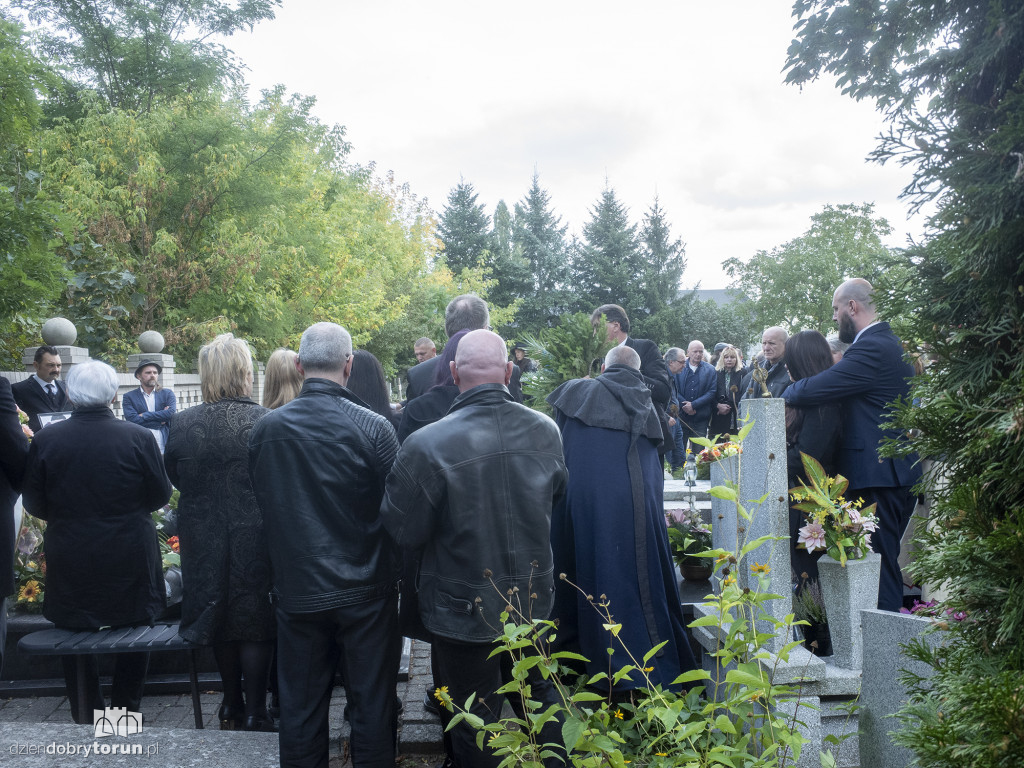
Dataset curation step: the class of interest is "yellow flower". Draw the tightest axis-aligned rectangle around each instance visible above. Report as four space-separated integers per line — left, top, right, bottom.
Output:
655 753 667 757
19 580 41 602
432 685 451 708
643 666 654 673
614 709 624 720
723 576 736 587
751 562 770 575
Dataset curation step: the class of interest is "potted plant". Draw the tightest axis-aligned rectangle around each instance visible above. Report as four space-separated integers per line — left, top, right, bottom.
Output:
790 451 881 669
665 507 713 581
793 577 832 656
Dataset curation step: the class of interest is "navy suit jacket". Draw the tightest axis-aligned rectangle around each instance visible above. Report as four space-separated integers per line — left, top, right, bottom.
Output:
1 376 30 598
783 322 920 491
673 360 717 430
11 377 70 433
122 387 177 446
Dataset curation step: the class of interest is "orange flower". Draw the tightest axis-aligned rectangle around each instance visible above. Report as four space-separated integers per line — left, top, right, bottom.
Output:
167 536 180 553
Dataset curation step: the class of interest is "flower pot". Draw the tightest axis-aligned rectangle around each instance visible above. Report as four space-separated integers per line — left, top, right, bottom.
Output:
680 560 713 582
817 551 880 670
801 621 833 657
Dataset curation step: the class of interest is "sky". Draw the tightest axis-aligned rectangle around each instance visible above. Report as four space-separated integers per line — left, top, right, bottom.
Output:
222 0 925 290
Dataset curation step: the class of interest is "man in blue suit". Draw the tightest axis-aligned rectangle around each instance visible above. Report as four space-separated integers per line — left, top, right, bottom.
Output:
673 340 717 455
784 278 921 611
122 360 176 454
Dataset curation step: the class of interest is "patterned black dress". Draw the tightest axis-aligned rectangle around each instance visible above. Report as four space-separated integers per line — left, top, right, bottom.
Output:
164 398 274 645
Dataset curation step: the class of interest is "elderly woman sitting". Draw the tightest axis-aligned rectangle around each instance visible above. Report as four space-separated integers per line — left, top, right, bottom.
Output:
23 360 172 723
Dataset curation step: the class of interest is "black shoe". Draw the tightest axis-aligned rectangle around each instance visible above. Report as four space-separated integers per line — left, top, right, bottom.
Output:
423 687 440 716
218 704 244 731
243 713 279 733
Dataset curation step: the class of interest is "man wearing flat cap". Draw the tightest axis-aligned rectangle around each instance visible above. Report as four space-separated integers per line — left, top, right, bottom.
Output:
122 360 176 453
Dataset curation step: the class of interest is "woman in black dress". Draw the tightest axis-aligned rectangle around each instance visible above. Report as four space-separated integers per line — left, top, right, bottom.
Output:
709 345 746 441
784 330 842 585
164 334 275 732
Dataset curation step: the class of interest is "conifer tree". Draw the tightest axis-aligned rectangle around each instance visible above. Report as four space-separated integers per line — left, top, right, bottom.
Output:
511 173 570 331
436 180 491 275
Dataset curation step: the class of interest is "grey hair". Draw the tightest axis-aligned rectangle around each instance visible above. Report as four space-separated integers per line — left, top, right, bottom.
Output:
663 347 684 363
414 337 435 349
827 334 850 357
605 345 641 370
298 322 352 374
66 360 118 407
444 294 489 337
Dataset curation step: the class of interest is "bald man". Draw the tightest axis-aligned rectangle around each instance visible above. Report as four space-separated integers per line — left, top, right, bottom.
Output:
741 326 791 399
784 278 922 611
381 330 567 768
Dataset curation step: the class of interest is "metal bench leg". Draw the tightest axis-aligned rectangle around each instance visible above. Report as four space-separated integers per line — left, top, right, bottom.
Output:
77 657 90 726
189 649 203 729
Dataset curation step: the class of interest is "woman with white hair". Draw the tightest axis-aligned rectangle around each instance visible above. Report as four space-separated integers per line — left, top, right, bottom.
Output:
23 360 172 724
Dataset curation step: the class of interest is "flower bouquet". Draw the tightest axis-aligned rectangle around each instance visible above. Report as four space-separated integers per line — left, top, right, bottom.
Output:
789 452 879 566
696 440 742 464
14 514 46 612
665 507 713 577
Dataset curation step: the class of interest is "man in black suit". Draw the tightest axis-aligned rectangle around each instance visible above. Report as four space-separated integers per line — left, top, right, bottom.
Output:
591 304 673 455
12 345 71 433
405 295 522 402
1 374 31 675
784 278 922 611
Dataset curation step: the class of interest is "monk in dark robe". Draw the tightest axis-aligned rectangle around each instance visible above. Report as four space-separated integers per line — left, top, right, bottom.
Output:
547 345 696 692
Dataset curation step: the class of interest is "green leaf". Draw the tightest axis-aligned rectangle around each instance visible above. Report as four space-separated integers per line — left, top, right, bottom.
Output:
561 717 587 752
709 485 738 501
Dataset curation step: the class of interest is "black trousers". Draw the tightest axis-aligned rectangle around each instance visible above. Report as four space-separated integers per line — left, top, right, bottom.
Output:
855 485 916 612
276 594 400 768
432 635 564 768
61 652 150 724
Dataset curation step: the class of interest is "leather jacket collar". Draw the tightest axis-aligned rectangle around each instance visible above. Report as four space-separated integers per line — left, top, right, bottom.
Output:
449 383 513 414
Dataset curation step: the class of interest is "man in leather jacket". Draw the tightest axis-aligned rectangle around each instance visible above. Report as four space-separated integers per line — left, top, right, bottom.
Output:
249 322 400 768
741 326 792 399
381 330 567 768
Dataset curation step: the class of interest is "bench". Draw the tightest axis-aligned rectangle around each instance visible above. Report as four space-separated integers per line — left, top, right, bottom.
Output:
17 621 204 729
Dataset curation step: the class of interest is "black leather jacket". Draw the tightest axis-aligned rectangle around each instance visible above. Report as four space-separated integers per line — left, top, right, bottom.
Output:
248 378 400 613
381 384 567 642
741 358 791 400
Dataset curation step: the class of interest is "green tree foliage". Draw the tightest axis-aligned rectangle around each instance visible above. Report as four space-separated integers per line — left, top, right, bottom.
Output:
13 0 279 113
520 312 613 415
574 187 689 344
0 16 67 366
511 173 571 331
787 3 1024 766
484 199 532 314
724 203 895 334
437 180 491 274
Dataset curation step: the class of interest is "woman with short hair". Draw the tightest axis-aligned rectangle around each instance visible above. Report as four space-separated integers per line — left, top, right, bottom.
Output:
23 360 172 723
709 344 746 441
164 334 276 731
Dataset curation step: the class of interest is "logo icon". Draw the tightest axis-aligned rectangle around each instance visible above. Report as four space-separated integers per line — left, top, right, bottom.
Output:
93 707 143 738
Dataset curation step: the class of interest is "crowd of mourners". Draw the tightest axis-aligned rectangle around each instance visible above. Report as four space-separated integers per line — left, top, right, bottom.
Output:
0 279 920 768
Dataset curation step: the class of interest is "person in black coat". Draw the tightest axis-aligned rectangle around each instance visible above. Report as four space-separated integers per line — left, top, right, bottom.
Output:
0 375 30 677
784 331 841 587
709 345 747 441
22 360 172 723
164 334 276 732
11 345 71 433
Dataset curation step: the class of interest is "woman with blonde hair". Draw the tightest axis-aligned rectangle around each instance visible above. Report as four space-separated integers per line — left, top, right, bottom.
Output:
709 344 746 440
263 348 301 410
164 334 276 731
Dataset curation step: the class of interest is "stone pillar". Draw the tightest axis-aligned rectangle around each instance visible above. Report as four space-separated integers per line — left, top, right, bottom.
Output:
252 361 266 407
710 397 792 651
126 330 176 389
22 317 90 372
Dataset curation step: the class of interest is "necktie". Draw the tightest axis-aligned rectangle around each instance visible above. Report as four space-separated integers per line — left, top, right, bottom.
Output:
46 384 57 408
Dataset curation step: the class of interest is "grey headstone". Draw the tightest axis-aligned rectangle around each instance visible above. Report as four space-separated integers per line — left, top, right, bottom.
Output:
817 552 880 670
859 608 939 768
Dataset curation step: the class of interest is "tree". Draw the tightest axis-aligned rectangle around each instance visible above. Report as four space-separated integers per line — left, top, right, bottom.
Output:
574 187 689 344
436 181 491 274
13 0 279 112
787 3 1024 767
511 173 570 332
724 203 895 334
0 16 67 366
483 199 532 312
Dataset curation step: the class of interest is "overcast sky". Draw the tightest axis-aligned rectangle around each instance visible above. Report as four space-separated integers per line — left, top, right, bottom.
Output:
224 0 924 289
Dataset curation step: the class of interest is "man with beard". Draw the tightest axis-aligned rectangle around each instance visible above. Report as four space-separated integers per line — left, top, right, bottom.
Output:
783 278 921 611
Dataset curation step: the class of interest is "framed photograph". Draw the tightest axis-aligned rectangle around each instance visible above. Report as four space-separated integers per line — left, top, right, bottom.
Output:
38 412 71 429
